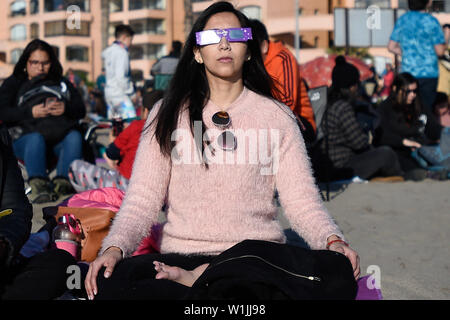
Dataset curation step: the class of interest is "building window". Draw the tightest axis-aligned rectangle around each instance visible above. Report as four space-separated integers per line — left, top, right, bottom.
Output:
66 45 89 62
129 0 166 10
30 0 39 14
109 22 124 37
11 49 24 64
298 8 303 15
354 0 390 8
314 36 319 48
110 0 123 12
45 20 90 37
10 24 27 41
10 1 26 17
240 6 261 20
30 23 40 39
44 0 90 12
129 18 165 35
431 1 448 13
130 45 145 60
130 43 165 60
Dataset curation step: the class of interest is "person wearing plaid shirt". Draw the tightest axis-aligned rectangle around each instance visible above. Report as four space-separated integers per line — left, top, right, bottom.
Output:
319 56 404 180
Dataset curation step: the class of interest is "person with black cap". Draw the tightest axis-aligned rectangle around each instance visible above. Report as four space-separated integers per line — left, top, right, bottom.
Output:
318 56 404 181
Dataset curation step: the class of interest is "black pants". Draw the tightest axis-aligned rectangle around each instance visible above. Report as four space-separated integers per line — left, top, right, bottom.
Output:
417 78 438 114
95 253 214 300
0 249 77 300
346 146 404 179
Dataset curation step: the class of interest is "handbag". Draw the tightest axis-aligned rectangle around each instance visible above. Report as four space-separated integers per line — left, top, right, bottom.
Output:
54 206 116 262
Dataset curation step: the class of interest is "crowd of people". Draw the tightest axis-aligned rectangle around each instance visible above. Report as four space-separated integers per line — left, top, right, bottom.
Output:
0 0 448 300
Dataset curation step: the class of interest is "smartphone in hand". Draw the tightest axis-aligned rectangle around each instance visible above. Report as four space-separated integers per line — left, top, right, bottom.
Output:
45 97 58 109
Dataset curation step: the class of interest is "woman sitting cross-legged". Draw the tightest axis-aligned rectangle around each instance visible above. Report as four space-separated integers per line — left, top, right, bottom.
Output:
84 1 360 301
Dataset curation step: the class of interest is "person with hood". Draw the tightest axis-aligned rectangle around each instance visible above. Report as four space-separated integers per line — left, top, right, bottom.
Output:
102 24 136 120
249 19 316 144
319 56 404 181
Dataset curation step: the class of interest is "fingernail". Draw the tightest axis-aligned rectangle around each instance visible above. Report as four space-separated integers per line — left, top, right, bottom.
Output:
105 272 111 278
88 294 93 300
93 289 97 295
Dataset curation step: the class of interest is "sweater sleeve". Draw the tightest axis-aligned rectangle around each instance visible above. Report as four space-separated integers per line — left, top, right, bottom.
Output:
100 105 171 257
275 111 345 250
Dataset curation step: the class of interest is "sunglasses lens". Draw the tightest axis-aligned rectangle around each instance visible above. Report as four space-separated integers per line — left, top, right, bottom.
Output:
228 29 244 41
217 131 236 151
212 111 231 128
196 30 221 45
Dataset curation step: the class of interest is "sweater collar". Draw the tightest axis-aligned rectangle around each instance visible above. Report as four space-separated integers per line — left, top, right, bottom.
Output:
206 86 249 115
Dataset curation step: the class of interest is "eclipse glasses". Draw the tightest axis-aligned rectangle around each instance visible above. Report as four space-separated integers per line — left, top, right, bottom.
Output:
196 28 253 46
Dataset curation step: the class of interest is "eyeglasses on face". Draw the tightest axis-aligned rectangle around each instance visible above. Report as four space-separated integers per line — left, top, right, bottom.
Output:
28 60 51 67
196 28 253 46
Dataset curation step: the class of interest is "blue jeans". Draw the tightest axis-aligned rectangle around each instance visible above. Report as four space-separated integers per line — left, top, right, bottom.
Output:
13 130 82 179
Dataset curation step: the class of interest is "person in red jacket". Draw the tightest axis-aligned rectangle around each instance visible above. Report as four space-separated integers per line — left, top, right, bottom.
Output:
250 19 316 143
68 90 165 192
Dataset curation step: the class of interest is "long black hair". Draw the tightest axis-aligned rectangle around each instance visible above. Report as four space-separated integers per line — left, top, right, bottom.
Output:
147 1 276 159
389 72 421 124
13 39 63 81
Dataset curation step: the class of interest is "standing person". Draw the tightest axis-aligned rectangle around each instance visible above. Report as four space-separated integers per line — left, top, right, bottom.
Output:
379 63 395 99
96 68 106 96
388 0 449 113
0 39 85 203
102 24 136 120
319 56 404 181
150 40 183 91
250 19 316 143
85 2 359 301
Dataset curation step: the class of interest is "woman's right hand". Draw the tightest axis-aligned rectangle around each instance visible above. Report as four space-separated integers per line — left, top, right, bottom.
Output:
31 103 48 118
402 138 421 149
85 246 123 300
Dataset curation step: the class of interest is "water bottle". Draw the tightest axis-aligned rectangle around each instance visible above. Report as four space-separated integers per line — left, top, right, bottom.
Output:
53 214 81 260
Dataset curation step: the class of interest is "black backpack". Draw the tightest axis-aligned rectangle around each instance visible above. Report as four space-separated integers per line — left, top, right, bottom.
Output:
14 75 76 145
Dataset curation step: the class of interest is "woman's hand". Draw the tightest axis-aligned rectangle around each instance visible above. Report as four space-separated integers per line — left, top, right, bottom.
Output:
85 246 123 300
47 100 65 116
32 103 49 118
403 138 421 149
327 236 360 280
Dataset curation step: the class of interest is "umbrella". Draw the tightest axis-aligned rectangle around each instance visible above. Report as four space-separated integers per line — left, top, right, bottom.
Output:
299 54 373 89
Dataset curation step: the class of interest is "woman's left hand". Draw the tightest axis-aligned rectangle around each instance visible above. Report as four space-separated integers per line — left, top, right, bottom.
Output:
47 100 65 116
328 242 360 280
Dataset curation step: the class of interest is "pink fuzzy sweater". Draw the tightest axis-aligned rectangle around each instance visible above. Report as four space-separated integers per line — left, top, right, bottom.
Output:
101 87 345 257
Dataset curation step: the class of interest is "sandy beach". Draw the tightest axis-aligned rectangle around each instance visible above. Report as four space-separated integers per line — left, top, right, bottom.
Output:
30 178 450 300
